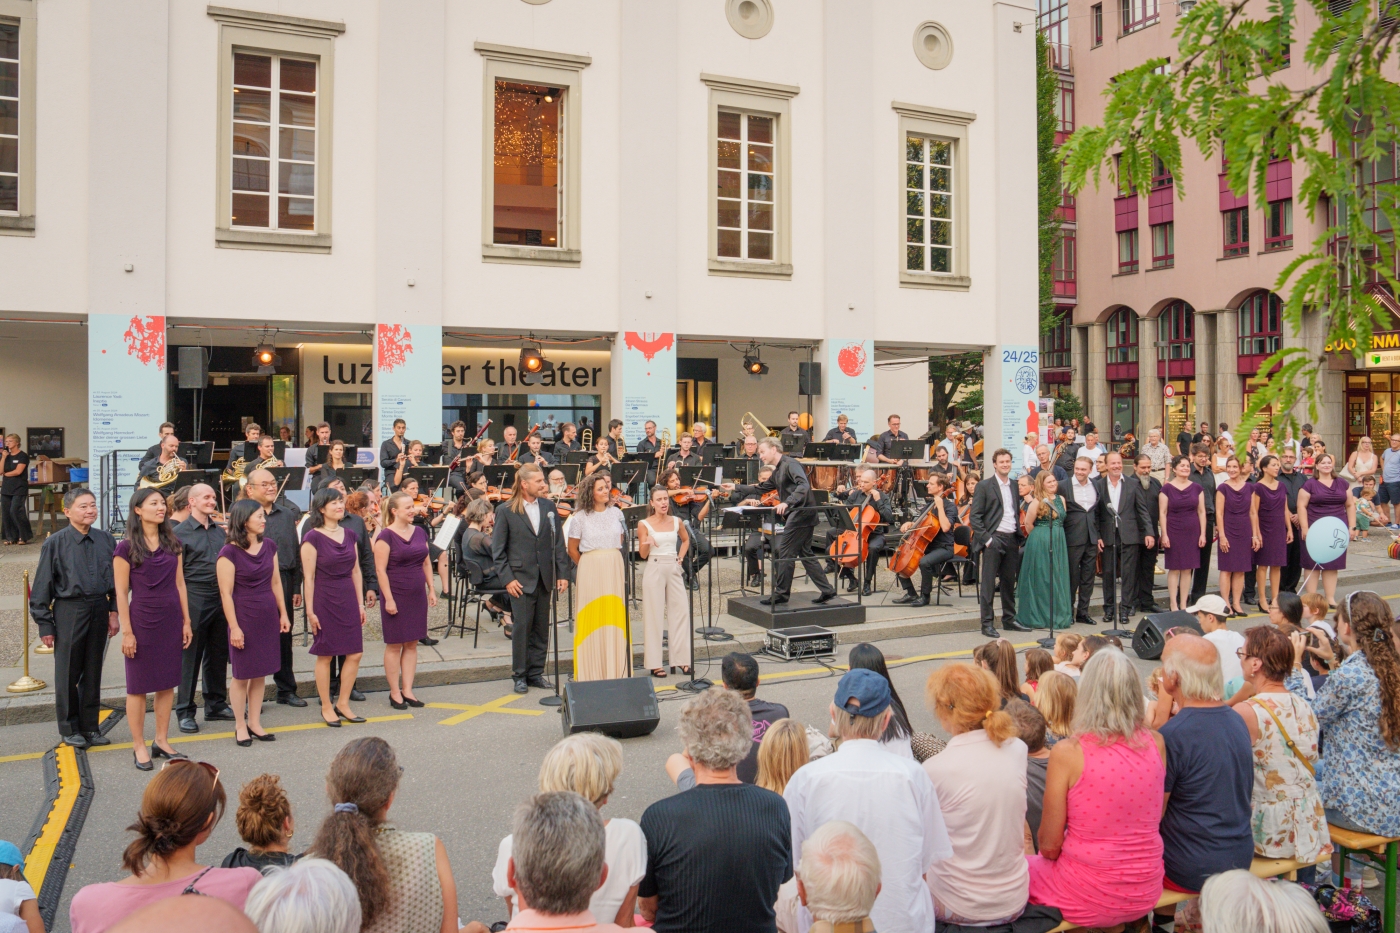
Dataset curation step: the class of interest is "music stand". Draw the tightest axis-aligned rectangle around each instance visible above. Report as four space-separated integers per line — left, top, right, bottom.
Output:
676 465 712 487
700 444 730 465
340 445 358 466
169 469 216 492
780 433 801 453
722 507 773 596
422 444 443 463
551 462 581 485
719 458 758 484
335 467 376 489
179 441 214 467
405 465 450 493
831 444 861 461
802 442 836 460
887 440 925 461
609 461 645 494
565 450 593 465
265 467 306 492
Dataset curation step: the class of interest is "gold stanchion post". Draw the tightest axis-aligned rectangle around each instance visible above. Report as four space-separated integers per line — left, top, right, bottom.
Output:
8 570 47 693
30 571 52 654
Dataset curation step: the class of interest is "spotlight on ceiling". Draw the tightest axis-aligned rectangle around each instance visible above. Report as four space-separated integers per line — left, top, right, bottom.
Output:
252 342 281 375
544 87 559 103
519 345 554 376
742 353 768 376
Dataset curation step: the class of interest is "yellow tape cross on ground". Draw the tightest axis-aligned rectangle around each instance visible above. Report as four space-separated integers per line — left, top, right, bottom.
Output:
428 693 546 726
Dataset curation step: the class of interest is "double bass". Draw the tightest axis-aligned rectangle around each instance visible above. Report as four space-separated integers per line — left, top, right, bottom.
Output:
827 493 881 570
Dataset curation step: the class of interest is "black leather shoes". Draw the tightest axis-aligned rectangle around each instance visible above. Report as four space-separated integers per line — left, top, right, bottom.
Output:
335 706 366 724
133 748 153 771
842 574 858 593
891 592 917 605
349 687 366 702
861 582 874 597
1003 619 1032 633
527 676 552 690
277 694 308 708
389 696 408 711
178 717 199 734
419 636 440 647
84 732 111 746
746 574 763 588
1100 615 1117 627
912 595 931 607
204 707 236 721
1074 616 1095 627
513 678 528 694
150 743 185 760
760 595 789 606
64 733 89 749
813 591 838 604
980 624 999 639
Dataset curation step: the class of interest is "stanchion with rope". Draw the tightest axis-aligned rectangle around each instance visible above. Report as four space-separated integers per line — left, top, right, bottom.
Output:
8 570 47 693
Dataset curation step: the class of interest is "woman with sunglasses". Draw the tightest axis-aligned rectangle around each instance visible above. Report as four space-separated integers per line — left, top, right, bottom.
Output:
68 759 260 933
115 487 193 771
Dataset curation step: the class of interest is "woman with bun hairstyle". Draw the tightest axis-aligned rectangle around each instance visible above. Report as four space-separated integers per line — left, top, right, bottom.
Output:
221 773 301 871
922 663 1029 925
303 486 368 726
68 759 260 933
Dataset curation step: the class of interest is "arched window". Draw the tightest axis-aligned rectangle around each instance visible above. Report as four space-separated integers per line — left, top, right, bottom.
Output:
1157 300 1194 362
1238 291 1282 357
1106 307 1138 363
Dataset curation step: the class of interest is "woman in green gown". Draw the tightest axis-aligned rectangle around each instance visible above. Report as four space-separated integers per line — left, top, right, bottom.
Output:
1020 470 1071 630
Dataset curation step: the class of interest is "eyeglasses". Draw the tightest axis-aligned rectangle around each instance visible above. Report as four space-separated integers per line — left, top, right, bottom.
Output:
1235 648 1252 660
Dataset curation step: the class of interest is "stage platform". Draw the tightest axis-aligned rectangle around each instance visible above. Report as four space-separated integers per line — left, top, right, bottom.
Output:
727 593 866 629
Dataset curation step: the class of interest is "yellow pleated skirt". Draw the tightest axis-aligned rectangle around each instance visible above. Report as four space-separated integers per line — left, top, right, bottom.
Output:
573 548 631 681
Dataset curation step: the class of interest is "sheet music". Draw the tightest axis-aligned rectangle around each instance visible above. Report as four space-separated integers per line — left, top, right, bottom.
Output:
433 515 461 551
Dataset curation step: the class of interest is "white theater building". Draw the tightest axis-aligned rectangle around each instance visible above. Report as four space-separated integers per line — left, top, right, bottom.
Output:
0 0 1039 485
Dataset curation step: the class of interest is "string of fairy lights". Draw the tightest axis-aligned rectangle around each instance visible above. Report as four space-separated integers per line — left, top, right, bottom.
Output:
494 82 560 169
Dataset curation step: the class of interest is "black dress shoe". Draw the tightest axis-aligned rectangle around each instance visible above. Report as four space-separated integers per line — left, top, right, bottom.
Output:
1002 619 1032 632
178 718 199 734
842 574 858 593
64 733 89 750
321 715 342 727
1100 615 1117 627
911 595 930 607
688 577 701 591
84 732 111 746
236 732 252 748
527 676 552 690
813 591 838 604
349 687 366 702
278 694 308 708
746 574 763 588
891 592 917 605
389 696 408 711
980 625 999 639
759 595 789 606
335 706 366 724
133 748 154 771
419 636 440 647
1074 616 1095 627
513 678 528 694
250 730 276 742
204 707 236 722
150 743 186 760
402 696 425 708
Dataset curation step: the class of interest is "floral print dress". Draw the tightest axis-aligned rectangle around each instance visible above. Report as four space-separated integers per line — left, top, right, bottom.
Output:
1245 692 1332 864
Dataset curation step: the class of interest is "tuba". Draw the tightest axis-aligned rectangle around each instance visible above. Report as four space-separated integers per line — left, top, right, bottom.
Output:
139 457 185 490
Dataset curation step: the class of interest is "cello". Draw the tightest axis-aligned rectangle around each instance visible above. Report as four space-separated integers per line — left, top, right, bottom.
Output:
827 493 881 570
888 500 941 578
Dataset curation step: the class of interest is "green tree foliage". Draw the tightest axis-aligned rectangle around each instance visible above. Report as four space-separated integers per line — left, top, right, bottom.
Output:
1059 0 1400 436
1051 389 1085 424
929 352 984 425
1038 31 1064 336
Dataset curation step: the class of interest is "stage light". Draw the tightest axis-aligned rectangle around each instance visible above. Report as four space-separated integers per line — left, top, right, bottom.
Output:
742 354 768 376
519 346 554 375
252 342 281 375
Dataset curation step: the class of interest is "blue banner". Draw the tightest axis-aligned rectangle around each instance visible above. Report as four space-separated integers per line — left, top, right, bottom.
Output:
827 339 874 440
620 331 676 446
375 323 442 445
996 344 1041 475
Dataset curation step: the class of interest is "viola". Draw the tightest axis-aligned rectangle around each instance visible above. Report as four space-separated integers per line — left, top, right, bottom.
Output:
889 499 944 578
827 494 882 569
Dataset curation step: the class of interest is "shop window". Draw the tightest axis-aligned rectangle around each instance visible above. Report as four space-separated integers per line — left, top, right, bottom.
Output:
1120 0 1159 34
1118 228 1139 273
1151 222 1174 268
1053 230 1076 297
1238 291 1282 357
1223 206 1250 256
1158 300 1195 361
1110 381 1139 442
1107 306 1139 363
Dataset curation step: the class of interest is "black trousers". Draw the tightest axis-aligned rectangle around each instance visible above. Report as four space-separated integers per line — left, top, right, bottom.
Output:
742 532 770 577
1100 536 1140 621
1281 529 1303 593
978 531 1020 627
1137 544 1160 610
897 545 955 596
52 596 110 736
1 491 31 543
1067 541 1097 621
774 523 834 600
1190 516 1215 603
176 586 228 717
509 577 554 680
275 569 298 698
682 522 711 580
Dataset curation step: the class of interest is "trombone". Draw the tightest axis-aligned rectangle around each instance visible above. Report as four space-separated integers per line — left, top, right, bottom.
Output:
741 411 774 438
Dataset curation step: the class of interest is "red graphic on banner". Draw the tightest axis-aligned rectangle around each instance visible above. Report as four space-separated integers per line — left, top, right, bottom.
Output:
837 342 867 378
624 331 674 362
122 316 166 367
377 324 414 372
1027 401 1039 437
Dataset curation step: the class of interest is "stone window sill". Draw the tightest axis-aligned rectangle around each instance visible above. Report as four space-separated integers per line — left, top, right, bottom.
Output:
0 215 36 236
216 228 332 253
899 271 971 291
708 258 793 280
483 245 582 267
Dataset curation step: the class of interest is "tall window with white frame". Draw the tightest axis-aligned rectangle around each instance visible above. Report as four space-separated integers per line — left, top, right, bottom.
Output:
0 19 17 213
717 111 774 261
906 135 953 274
231 52 317 231
494 81 561 248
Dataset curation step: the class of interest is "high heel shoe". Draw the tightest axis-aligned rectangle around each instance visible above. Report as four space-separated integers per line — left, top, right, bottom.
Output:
235 730 252 748
401 695 425 708
249 729 276 742
321 713 342 728
133 748 154 772
335 706 366 724
150 743 186 761
389 695 408 711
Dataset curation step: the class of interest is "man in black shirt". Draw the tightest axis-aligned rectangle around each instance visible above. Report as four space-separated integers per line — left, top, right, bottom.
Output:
1278 449 1307 593
634 420 664 484
638 687 792 933
1131 454 1164 612
521 432 555 469
1187 443 1218 604
379 417 408 475
779 411 811 453
603 419 625 458
823 413 859 445
665 434 702 469
873 414 910 465
738 436 761 461
753 438 836 605
689 421 711 451
1 433 32 544
138 421 176 474
824 467 893 596
552 421 581 459
722 652 789 783
173 483 233 732
244 468 307 706
499 425 521 463
30 489 117 748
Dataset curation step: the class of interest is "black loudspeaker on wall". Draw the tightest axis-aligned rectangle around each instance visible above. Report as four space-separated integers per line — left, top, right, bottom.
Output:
177 347 208 390
1132 610 1203 661
798 361 821 397
561 678 661 739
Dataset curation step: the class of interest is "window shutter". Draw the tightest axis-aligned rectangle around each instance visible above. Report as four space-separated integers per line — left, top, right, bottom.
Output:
1148 185 1174 225
1266 159 1292 202
1115 195 1139 232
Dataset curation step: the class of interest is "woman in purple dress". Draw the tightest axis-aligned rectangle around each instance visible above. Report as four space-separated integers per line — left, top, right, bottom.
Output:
1297 453 1359 609
218 498 292 747
1215 456 1255 616
115 487 192 770
302 487 367 726
1158 455 1207 612
1250 454 1293 614
374 491 436 710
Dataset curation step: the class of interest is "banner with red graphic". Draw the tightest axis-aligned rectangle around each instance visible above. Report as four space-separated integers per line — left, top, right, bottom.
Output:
620 331 675 446
827 339 874 440
89 312 167 466
374 322 441 446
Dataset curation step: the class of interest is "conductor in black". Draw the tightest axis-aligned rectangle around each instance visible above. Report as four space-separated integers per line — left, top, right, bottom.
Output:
491 462 572 694
754 437 837 606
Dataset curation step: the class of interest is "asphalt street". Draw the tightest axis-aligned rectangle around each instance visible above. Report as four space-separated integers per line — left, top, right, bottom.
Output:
2 595 1397 931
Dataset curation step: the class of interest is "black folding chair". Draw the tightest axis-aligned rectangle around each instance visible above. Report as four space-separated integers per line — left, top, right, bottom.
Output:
933 525 976 606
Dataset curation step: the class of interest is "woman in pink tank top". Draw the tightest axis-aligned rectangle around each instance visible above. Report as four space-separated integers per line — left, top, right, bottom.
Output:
1027 649 1167 929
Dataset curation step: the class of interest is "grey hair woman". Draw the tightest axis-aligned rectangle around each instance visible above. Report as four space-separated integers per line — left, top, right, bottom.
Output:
243 858 362 933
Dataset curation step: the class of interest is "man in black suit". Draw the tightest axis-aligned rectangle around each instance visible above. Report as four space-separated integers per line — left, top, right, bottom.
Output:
969 449 1029 638
1094 451 1155 627
1187 443 1218 603
753 437 835 606
1062 456 1100 626
491 463 572 693
1129 453 1164 612
1278 448 1307 593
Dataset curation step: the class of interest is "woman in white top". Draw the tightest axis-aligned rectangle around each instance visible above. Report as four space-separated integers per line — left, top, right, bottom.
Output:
567 471 630 681
1345 434 1379 494
637 486 691 677
491 733 646 927
1212 436 1234 487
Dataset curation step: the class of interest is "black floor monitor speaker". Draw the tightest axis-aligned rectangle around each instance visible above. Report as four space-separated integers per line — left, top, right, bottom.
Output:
561 678 661 739
1132 610 1203 660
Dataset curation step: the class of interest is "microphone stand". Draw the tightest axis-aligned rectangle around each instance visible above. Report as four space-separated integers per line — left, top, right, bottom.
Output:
541 511 563 708
676 535 712 693
1104 496 1135 640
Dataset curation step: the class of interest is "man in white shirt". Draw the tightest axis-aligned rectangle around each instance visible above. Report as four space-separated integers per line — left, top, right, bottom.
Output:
1021 433 1039 476
1140 428 1171 481
1078 429 1107 477
936 422 959 461
784 670 952 933
1186 594 1246 696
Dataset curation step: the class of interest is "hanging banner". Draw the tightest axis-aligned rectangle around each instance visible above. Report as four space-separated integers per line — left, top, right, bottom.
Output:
89 313 167 527
995 345 1041 474
827 339 875 441
619 331 675 446
374 323 442 445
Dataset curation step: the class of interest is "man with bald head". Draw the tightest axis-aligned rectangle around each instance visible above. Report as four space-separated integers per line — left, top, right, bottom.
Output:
1153 633 1254 915
173 483 234 732
108 892 258 933
244 468 306 705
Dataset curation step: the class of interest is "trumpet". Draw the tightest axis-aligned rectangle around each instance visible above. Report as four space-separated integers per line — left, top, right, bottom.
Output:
140 457 186 490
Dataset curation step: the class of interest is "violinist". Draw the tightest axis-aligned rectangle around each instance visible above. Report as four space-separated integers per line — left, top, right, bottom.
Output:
499 425 521 463
823 467 894 596
733 464 775 587
464 471 491 502
586 435 617 474
666 433 702 469
751 437 835 606
658 468 711 590
442 421 474 496
890 473 956 608
822 413 859 446
392 439 426 490
523 432 556 468
454 498 512 633
547 469 571 499
172 483 233 732
379 417 408 475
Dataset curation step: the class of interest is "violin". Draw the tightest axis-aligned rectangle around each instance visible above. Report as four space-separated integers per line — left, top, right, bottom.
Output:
889 498 946 578
758 489 780 507
413 493 446 514
607 488 633 508
668 486 711 505
827 494 882 569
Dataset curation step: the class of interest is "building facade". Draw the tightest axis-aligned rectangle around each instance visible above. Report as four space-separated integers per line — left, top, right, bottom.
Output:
0 0 1040 472
1040 0 1398 455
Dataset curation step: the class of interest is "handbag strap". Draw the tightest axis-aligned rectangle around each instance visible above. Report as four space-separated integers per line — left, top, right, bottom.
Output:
1250 698 1316 776
181 867 215 896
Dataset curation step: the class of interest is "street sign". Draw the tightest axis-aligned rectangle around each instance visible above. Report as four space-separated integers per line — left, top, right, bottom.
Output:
1164 384 1176 399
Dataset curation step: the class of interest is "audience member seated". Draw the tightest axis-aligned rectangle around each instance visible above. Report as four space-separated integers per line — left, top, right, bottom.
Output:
847 643 916 758
222 774 301 871
783 669 952 933
1198 870 1328 933
1031 670 1076 746
1155 633 1254 931
311 737 459 933
922 663 1029 926
1021 648 1054 702
794 823 881 933
725 652 791 783
1026 649 1166 930
0 842 40 933
243 858 361 933
1269 591 1303 631
974 639 1027 705
1187 594 1247 698
495 793 627 933
1051 633 1083 679
638 687 792 933
1285 590 1400 841
69 760 262 933
758 719 813 933
492 733 645 926
1231 626 1330 884
106 894 258 933
1004 700 1051 854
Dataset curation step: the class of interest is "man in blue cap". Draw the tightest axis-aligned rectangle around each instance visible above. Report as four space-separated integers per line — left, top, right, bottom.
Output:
781 669 951 933
0 839 40 933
